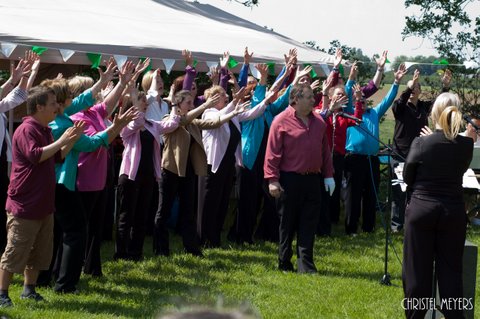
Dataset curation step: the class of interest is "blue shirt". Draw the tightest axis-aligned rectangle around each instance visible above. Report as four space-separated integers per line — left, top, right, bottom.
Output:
345 83 399 155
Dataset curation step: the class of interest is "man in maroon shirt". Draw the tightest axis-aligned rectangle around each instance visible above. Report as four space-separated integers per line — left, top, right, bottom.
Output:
264 83 334 273
0 86 83 307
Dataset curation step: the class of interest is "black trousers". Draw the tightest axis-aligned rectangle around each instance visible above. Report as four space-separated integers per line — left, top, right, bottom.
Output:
391 157 406 229
236 162 277 244
277 172 322 273
115 173 155 260
200 161 236 248
330 153 345 224
344 154 379 235
81 189 107 276
54 184 87 292
402 193 467 319
154 168 200 255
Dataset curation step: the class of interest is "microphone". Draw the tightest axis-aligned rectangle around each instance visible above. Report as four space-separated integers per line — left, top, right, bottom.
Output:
338 112 362 124
463 114 480 131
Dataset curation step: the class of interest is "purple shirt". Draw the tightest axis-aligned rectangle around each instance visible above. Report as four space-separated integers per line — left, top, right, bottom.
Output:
264 106 334 183
70 103 108 191
6 117 61 219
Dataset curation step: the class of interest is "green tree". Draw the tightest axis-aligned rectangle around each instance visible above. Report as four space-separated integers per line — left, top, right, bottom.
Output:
402 0 480 115
402 0 479 62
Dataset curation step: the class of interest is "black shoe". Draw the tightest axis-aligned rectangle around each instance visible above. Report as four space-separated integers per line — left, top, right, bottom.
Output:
0 295 12 307
278 261 295 272
55 287 80 294
20 292 44 301
185 248 204 257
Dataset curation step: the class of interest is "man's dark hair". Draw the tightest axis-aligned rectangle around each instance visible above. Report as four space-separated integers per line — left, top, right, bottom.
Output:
289 83 311 105
26 86 55 115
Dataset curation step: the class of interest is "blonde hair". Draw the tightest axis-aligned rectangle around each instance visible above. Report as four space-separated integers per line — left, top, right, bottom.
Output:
68 76 94 98
204 85 225 100
437 106 463 140
141 70 154 92
430 92 461 126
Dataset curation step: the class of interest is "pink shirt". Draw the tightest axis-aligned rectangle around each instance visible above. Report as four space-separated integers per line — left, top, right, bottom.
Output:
119 112 180 181
264 106 333 183
70 103 108 191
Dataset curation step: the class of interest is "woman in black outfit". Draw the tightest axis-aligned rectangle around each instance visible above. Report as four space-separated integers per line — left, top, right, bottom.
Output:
402 92 473 319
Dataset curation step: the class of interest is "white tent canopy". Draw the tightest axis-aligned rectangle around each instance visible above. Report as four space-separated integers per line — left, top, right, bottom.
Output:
0 0 334 75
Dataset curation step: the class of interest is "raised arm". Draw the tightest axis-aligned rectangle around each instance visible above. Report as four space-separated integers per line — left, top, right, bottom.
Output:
182 49 197 91
238 47 253 88
105 60 136 116
372 50 388 89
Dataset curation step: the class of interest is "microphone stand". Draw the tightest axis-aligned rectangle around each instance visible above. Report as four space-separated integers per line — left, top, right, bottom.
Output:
351 121 405 286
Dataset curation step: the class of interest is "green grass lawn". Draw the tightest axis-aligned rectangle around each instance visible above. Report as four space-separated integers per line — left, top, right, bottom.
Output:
0 223 479 319
1 111 479 319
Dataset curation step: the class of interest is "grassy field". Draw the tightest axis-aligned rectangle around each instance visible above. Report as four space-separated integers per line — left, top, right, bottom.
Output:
1 107 479 319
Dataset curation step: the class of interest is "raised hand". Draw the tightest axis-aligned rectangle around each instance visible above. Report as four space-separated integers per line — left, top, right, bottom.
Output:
233 100 251 115
330 94 349 111
114 106 139 127
101 81 114 100
11 59 31 85
419 125 433 137
99 57 117 83
220 51 230 69
284 48 297 65
232 87 247 103
118 60 136 86
293 65 312 85
442 69 452 88
409 69 420 89
348 61 359 81
208 65 220 85
322 76 334 95
353 83 363 101
182 49 194 67
310 79 321 91
394 63 408 83
244 47 253 65
25 50 40 74
61 121 85 144
255 63 269 79
375 50 388 69
334 48 343 69
205 93 221 108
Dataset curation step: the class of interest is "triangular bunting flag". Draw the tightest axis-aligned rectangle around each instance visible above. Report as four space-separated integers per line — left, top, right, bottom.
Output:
404 62 417 70
227 56 239 69
193 59 198 68
303 63 318 78
0 42 17 58
266 62 276 76
338 64 345 77
87 53 102 69
206 61 218 70
140 57 152 73
32 46 48 55
384 63 393 73
113 55 128 70
433 60 440 65
319 64 330 76
163 59 175 74
249 64 261 79
59 49 75 62
385 58 391 63
439 59 449 65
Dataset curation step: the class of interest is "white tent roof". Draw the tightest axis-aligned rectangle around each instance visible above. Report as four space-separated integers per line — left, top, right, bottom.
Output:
0 0 334 75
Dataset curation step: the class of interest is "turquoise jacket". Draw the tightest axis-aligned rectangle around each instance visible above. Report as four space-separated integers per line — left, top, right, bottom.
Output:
49 90 109 191
345 83 399 155
241 84 292 170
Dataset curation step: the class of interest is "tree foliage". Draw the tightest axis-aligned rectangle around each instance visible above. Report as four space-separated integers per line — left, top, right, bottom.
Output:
402 0 479 63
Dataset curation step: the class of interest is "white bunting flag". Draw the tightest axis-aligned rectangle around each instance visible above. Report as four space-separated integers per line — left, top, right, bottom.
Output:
206 61 218 71
319 64 330 76
1 42 17 58
59 49 75 62
249 64 261 79
113 55 128 70
404 62 417 70
163 59 175 74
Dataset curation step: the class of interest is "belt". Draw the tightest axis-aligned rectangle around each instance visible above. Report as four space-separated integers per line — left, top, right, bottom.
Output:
297 170 321 176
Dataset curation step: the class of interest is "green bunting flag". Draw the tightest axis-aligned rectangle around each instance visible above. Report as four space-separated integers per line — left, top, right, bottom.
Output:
227 56 239 69
266 62 276 76
338 64 345 77
87 53 102 69
433 60 440 65
439 59 449 65
385 58 391 63
139 57 152 73
303 63 318 78
193 59 198 68
31 46 48 55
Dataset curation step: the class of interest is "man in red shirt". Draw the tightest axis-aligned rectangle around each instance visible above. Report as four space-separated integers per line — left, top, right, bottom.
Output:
264 83 334 273
0 86 83 307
